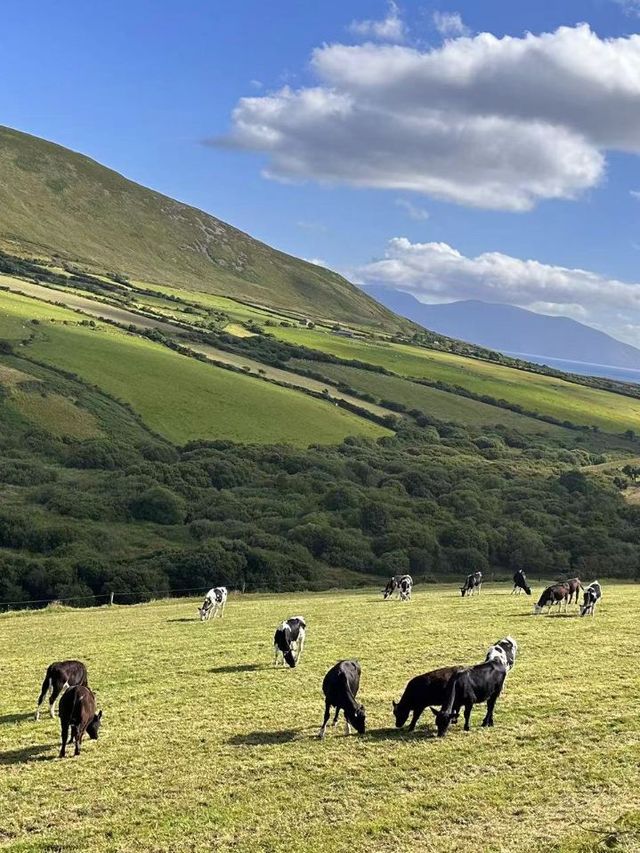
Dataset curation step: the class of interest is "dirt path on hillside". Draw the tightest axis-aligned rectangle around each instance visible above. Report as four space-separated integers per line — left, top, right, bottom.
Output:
2 277 390 419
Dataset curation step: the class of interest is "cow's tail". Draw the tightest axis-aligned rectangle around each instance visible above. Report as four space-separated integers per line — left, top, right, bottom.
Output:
441 674 459 717
36 668 52 717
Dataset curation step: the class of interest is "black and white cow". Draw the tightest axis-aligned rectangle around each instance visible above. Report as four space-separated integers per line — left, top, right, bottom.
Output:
431 656 507 737
273 617 306 668
485 636 518 672
580 581 602 617
533 583 569 615
318 660 366 738
512 570 531 596
198 587 227 621
383 574 413 601
460 571 482 597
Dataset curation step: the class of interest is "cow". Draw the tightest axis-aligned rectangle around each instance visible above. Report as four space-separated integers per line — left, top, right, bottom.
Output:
273 617 306 668
36 660 88 721
580 581 602 617
461 571 482 597
512 570 531 596
198 587 227 621
392 666 463 732
485 636 518 672
533 583 570 615
318 660 366 738
383 575 413 600
59 685 102 758
431 657 507 737
564 577 582 605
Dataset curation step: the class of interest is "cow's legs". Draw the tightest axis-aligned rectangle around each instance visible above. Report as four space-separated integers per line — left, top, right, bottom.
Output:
318 701 332 739
408 706 425 732
74 725 85 756
331 707 341 728
49 681 66 718
59 723 69 758
482 691 500 727
344 718 351 736
463 703 473 731
273 645 280 666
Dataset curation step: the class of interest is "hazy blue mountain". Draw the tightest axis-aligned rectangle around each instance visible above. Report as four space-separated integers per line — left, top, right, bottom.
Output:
365 286 640 371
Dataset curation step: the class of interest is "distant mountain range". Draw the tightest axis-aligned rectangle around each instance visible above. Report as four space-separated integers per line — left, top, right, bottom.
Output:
365 286 640 371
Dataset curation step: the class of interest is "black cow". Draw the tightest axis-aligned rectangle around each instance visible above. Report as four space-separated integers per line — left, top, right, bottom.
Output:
36 660 88 721
431 657 507 737
392 666 463 732
580 581 602 617
59 685 102 758
461 571 482 597
273 617 306 668
318 660 366 738
512 570 531 596
533 583 569 615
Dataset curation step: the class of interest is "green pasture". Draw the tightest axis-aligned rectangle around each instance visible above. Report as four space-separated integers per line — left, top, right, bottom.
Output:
0 585 638 852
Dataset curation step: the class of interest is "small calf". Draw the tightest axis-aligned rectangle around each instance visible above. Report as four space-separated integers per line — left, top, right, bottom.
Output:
319 660 366 738
59 685 102 758
392 666 463 731
273 616 306 668
580 581 602 617
36 660 88 721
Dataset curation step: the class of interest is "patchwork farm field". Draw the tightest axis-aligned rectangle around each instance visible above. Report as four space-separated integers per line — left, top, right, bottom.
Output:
1 585 638 853
0 290 388 445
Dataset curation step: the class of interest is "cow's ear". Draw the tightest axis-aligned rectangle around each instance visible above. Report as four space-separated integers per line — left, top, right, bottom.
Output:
392 700 398 711
429 707 439 716
98 710 103 720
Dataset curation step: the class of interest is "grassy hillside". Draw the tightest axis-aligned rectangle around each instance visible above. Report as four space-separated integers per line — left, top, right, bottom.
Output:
275 326 640 434
0 291 389 446
0 126 408 330
1 586 638 852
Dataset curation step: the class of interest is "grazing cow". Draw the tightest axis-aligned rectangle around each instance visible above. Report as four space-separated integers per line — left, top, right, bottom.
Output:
580 581 602 617
198 587 227 621
318 660 366 738
485 636 518 672
533 583 569 615
431 657 507 737
392 666 463 732
512 570 532 596
564 577 582 605
36 660 88 721
273 616 306 668
59 685 102 758
383 574 413 600
460 571 482 597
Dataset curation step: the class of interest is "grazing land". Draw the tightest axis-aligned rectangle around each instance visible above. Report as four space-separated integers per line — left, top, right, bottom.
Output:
0 585 638 853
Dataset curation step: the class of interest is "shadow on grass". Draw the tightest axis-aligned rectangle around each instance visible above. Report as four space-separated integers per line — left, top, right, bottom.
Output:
366 726 437 741
209 663 264 675
0 712 34 725
228 729 299 746
166 617 199 623
0 744 52 765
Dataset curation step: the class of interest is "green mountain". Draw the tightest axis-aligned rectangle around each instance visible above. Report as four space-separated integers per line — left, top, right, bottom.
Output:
0 125 405 329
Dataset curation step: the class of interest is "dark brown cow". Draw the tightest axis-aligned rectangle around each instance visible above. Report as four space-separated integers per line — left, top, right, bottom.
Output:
36 660 88 720
392 666 463 731
59 685 102 758
533 583 569 615
564 577 582 605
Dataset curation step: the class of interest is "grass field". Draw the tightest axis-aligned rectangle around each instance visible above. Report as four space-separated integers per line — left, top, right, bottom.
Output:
1 585 638 853
276 327 640 434
0 291 389 446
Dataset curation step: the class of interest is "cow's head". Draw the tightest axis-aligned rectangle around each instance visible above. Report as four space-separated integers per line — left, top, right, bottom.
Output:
284 650 297 668
348 704 366 734
430 707 453 737
460 586 467 597
533 603 543 615
392 699 409 728
198 606 208 621
87 710 102 740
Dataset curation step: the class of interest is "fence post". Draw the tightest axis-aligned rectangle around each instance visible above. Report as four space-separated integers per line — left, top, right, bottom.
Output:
109 592 114 607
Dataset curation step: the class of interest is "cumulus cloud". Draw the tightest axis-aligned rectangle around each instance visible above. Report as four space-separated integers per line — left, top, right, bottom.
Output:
218 24 640 211
395 198 429 220
357 237 640 344
432 11 469 37
348 2 405 42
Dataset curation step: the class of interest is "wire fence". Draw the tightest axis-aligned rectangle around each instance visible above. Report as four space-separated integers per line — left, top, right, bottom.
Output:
0 585 219 613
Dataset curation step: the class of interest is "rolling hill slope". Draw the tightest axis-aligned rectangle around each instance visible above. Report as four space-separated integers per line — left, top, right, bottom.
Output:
0 125 407 330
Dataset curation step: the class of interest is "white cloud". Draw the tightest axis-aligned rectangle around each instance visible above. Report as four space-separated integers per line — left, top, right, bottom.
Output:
357 237 640 344
614 0 640 16
395 198 430 220
432 11 469 37
631 190 640 199
218 24 640 211
348 2 406 42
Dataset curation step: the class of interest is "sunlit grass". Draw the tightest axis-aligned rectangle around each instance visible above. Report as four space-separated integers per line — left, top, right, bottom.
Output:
1 584 638 852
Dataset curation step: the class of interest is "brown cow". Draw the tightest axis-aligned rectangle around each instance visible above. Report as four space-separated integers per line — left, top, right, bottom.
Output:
393 666 463 731
36 660 88 721
59 686 102 758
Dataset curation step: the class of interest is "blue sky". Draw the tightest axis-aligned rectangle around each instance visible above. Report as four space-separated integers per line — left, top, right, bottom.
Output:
2 1 640 342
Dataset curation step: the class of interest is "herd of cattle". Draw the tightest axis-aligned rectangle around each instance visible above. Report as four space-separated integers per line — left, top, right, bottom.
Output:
33 573 603 757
